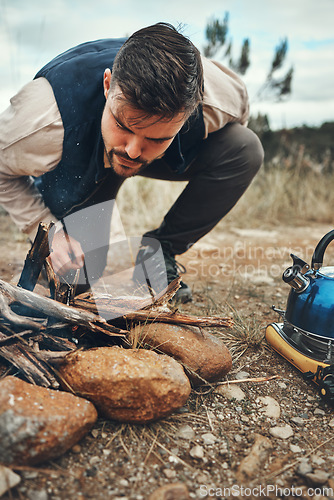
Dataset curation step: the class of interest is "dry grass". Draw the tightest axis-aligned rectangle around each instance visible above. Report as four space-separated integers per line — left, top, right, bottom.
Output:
115 164 334 236
214 306 266 362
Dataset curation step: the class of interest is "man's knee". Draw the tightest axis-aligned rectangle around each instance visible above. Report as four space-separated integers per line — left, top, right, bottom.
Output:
204 123 264 183
238 125 264 176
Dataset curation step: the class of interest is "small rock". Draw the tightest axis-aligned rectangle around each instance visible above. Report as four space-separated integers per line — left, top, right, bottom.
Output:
305 469 330 486
290 444 302 453
291 416 305 426
148 482 190 500
59 347 191 424
26 489 48 500
163 469 176 479
299 412 309 419
176 425 195 440
314 408 325 416
235 371 250 380
0 376 97 466
278 382 287 389
119 479 129 487
190 445 204 459
297 460 313 476
22 471 38 479
219 446 229 457
236 434 272 482
311 454 326 466
234 434 243 443
329 418 334 428
197 473 209 483
91 429 99 438
217 384 246 401
258 396 280 418
0 465 21 496
269 425 294 440
72 444 81 454
201 432 216 445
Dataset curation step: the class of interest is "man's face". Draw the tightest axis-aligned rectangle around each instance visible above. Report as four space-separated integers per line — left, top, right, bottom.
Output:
101 70 186 178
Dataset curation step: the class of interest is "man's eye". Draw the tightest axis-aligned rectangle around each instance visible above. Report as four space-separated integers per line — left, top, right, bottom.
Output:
115 120 124 129
151 138 167 144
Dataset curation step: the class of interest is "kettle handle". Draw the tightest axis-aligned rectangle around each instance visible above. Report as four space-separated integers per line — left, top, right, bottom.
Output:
311 229 334 270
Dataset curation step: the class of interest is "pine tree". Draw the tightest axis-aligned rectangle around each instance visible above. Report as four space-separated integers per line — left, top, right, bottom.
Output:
203 13 293 102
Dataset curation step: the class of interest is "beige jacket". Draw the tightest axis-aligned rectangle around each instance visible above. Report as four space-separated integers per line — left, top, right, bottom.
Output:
0 56 249 240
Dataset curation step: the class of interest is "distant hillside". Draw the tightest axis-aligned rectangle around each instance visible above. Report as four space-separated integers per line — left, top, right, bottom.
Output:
250 120 334 172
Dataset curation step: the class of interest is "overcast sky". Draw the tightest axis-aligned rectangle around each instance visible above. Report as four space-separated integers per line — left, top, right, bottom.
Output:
0 0 333 130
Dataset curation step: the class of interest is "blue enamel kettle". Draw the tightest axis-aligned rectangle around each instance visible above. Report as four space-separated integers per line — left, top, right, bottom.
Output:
283 230 334 340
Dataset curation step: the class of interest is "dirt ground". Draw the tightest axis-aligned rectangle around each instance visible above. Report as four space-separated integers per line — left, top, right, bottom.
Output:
1 214 334 500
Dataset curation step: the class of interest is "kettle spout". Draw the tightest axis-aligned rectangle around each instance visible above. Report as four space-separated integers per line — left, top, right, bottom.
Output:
290 254 310 274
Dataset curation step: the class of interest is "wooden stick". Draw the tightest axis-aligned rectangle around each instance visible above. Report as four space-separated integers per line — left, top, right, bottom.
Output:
0 331 59 388
0 278 128 336
17 222 54 291
124 310 233 327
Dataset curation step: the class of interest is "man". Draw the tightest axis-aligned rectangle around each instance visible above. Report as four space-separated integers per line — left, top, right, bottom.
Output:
0 23 263 303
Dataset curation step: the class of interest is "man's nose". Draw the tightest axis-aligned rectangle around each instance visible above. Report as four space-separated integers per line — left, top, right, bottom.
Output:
125 136 143 159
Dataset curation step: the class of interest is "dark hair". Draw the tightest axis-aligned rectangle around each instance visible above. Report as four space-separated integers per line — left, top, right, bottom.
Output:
110 23 203 120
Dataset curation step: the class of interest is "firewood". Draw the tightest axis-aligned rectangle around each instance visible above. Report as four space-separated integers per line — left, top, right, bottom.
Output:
0 279 128 337
73 278 233 328
0 331 59 388
123 309 234 328
17 222 54 291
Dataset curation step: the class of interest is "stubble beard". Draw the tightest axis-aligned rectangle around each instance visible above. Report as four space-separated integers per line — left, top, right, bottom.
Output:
105 148 150 178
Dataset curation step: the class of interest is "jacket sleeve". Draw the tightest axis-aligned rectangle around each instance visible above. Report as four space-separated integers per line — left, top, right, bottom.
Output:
201 56 250 138
0 78 64 240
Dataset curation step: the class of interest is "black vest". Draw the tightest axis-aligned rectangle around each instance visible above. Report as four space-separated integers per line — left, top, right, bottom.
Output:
34 39 205 219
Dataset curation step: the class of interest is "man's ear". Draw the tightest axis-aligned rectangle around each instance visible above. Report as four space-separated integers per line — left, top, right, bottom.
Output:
103 68 112 99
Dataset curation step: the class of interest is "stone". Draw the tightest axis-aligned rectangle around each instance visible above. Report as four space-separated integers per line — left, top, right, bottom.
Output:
305 469 330 486
258 396 280 418
236 434 272 481
129 323 232 385
0 465 21 496
189 445 204 459
235 371 250 380
296 460 313 476
311 454 325 466
291 416 305 426
201 432 216 445
0 376 97 466
269 425 294 440
217 384 246 401
26 489 48 500
58 346 191 424
176 425 195 440
163 468 176 479
234 434 243 443
148 482 190 500
290 444 302 453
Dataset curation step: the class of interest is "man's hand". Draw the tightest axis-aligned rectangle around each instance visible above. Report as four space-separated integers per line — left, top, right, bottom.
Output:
48 228 84 276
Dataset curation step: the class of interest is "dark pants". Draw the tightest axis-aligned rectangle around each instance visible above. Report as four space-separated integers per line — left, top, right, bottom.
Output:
62 123 263 288
140 123 264 254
